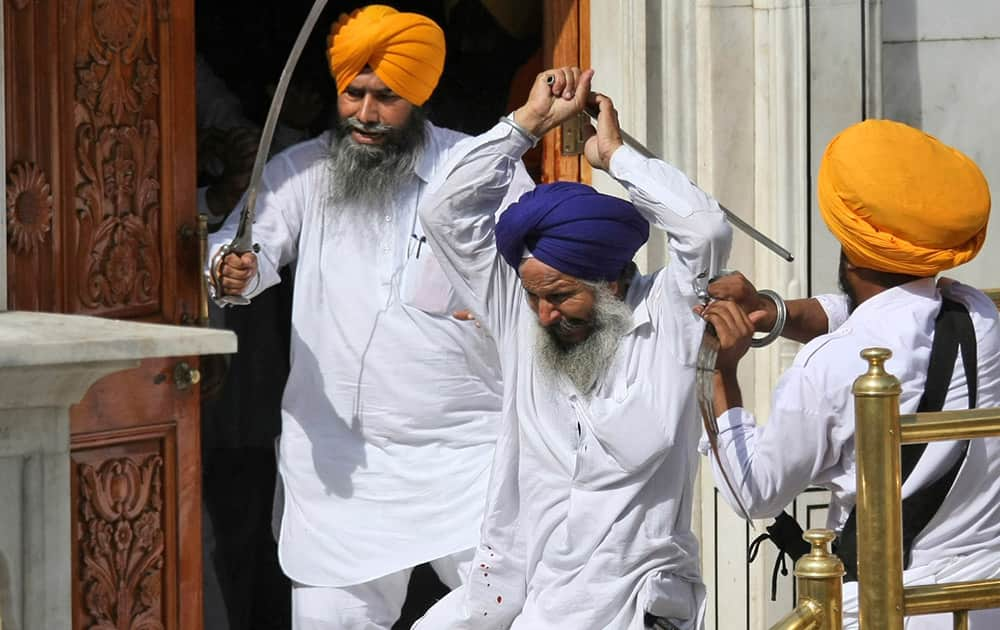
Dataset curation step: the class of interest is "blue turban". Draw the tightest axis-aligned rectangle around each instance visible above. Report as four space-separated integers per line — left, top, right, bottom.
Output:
495 182 650 281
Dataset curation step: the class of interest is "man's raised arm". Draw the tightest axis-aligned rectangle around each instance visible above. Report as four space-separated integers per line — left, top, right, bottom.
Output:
582 93 732 283
419 67 594 334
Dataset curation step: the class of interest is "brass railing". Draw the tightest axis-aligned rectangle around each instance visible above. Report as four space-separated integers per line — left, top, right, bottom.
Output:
769 529 845 630
853 347 1000 628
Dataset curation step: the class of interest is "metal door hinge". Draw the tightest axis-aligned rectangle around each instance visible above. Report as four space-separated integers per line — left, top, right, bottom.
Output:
560 112 587 156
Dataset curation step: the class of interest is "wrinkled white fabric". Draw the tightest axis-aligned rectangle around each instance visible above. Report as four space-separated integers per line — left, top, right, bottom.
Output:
208 122 533 587
706 278 1000 628
415 122 733 630
291 548 473 630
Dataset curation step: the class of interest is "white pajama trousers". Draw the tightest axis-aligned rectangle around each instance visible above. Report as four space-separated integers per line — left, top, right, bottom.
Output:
291 548 474 630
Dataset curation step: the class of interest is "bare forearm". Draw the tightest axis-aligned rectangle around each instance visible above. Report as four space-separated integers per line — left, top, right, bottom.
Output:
714 368 743 413
779 297 831 343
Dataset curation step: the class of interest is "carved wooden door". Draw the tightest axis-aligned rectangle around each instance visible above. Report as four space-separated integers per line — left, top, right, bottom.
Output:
4 1 203 629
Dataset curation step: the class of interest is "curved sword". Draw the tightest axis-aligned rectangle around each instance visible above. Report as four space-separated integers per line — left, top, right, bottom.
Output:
694 272 755 524
210 0 330 305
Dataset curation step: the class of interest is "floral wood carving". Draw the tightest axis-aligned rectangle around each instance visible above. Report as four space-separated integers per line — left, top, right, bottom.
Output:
6 162 54 255
75 0 162 311
78 455 166 630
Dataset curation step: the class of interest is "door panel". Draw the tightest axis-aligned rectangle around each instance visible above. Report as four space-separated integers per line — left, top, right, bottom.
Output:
70 355 202 630
5 1 202 629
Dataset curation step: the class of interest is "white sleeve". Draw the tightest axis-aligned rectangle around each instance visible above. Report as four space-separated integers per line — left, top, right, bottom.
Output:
608 145 733 282
205 152 305 301
608 144 734 366
418 121 536 338
701 365 851 519
815 293 851 332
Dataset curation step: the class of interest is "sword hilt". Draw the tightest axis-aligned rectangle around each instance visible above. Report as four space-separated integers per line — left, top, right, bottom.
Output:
208 240 259 307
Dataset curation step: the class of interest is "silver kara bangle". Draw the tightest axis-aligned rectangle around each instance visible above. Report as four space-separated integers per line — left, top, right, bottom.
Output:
499 112 541 148
750 289 787 348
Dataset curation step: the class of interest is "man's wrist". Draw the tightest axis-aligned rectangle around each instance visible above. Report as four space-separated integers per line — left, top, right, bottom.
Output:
750 289 787 347
756 292 779 333
511 107 548 139
715 365 739 381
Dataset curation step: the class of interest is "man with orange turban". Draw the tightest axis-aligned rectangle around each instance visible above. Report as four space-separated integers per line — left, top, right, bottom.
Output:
699 119 1000 629
208 5 533 629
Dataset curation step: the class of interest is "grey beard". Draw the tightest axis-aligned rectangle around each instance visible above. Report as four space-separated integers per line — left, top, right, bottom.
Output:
325 111 426 236
534 283 633 395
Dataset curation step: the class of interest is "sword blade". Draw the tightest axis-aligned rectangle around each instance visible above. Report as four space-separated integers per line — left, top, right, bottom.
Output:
697 330 756 524
210 0 329 305
582 102 794 263
230 0 330 253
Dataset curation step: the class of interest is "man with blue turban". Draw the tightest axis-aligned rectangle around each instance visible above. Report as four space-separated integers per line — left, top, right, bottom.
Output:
413 66 732 629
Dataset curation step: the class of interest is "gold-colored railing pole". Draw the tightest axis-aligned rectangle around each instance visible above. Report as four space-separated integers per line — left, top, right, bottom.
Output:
768 528 846 630
769 601 822 630
954 610 969 630
797 529 845 629
853 348 905 629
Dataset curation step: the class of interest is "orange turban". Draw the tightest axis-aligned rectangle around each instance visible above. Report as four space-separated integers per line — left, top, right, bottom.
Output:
327 5 445 106
818 119 990 276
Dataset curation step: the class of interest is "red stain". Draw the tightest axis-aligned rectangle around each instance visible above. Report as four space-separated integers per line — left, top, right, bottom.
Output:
497 595 503 604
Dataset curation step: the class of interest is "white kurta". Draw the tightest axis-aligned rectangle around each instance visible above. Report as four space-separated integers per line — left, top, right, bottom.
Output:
415 123 733 630
707 278 1000 629
207 122 534 587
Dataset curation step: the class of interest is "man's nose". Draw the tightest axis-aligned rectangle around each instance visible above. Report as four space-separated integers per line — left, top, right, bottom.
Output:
357 94 379 123
537 301 562 327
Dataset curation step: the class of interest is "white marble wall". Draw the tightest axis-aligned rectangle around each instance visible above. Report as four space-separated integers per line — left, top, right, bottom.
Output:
590 1 814 628
592 0 998 627
0 407 74 630
882 0 1000 289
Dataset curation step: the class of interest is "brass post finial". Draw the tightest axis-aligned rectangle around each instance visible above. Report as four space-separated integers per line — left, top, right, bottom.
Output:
795 528 846 580
854 347 903 397
803 528 836 554
861 347 891 371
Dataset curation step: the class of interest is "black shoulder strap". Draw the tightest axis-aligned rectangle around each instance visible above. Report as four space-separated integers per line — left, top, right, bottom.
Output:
836 298 977 582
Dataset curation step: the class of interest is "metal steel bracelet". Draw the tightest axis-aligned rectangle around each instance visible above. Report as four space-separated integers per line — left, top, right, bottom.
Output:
751 289 787 348
499 113 541 147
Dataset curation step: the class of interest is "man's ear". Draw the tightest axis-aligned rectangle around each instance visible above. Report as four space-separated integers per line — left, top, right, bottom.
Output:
612 261 637 299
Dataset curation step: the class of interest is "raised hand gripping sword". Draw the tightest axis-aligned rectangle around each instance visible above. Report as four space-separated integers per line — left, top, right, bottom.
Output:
694 272 755 523
209 0 330 305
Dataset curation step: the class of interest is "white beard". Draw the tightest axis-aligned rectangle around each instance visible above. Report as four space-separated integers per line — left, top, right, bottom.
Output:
324 113 425 238
534 283 633 395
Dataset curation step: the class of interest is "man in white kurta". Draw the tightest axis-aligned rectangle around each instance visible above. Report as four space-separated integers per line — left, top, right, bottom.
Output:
208 6 533 628
701 119 1000 629
414 68 732 629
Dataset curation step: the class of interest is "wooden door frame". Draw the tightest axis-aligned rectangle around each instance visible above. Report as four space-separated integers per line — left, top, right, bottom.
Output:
542 0 589 185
